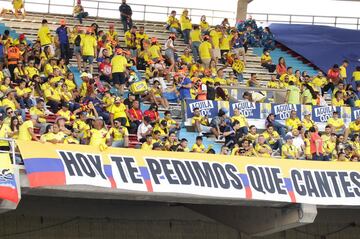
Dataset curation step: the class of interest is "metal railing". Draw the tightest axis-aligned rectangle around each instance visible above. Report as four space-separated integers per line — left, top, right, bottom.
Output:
0 0 236 25
0 138 18 166
248 12 360 30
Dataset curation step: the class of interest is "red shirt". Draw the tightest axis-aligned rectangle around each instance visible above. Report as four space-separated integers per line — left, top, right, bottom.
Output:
327 69 341 85
99 62 112 76
144 110 159 122
128 108 143 121
276 64 287 76
310 132 323 154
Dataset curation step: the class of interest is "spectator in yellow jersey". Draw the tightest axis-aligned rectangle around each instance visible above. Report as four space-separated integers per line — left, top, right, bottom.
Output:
108 118 129 148
73 0 88 24
179 9 192 44
166 10 181 36
18 114 39 141
124 26 137 57
255 135 272 158
189 25 201 62
285 110 302 131
302 112 315 130
106 23 118 42
88 118 110 151
141 134 153 150
80 27 97 74
37 19 54 55
111 48 130 96
348 117 360 136
180 48 193 66
327 111 346 134
199 15 210 34
191 107 211 136
339 60 349 81
331 91 345 107
352 66 360 87
191 136 205 153
282 135 299 159
199 35 212 68
209 26 223 63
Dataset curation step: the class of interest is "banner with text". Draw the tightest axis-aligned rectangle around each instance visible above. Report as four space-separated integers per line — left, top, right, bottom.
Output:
0 154 19 204
17 141 360 206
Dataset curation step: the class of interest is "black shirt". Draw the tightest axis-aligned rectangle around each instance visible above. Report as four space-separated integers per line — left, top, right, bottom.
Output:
119 3 132 16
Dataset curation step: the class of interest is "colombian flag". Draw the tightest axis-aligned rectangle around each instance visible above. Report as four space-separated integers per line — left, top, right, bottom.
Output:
0 154 19 203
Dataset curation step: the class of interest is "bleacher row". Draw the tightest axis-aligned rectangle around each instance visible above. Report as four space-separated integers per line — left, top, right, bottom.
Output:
0 11 318 153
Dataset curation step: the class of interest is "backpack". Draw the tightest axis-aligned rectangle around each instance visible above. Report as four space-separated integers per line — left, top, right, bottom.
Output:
74 35 81 47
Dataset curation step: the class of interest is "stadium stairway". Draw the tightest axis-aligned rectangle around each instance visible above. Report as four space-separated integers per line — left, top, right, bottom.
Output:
252 47 318 76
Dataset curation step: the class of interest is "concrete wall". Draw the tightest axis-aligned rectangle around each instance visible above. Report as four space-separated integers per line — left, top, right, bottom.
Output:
0 196 239 239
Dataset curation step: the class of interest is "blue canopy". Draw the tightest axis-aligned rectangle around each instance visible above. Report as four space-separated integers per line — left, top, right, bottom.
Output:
270 23 360 76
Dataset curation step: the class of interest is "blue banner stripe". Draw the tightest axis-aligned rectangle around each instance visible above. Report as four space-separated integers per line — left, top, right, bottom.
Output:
139 167 150 180
24 158 64 173
104 165 113 177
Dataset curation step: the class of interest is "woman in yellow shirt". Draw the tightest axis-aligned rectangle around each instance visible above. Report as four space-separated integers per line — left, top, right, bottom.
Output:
180 9 192 44
58 58 68 76
199 15 210 34
149 39 162 62
16 80 33 108
180 48 193 66
65 72 77 92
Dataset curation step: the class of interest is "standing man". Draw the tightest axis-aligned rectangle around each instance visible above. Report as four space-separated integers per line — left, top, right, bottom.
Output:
80 27 97 74
37 19 54 56
111 48 129 96
119 0 132 33
56 19 71 64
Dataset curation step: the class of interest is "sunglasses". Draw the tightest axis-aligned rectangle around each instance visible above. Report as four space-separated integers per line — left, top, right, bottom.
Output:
7 111 13 114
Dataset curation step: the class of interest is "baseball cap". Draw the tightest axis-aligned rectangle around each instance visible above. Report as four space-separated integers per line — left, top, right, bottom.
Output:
80 72 88 78
284 135 294 141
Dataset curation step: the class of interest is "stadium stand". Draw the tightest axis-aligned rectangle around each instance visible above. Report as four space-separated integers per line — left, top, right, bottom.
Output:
0 0 359 162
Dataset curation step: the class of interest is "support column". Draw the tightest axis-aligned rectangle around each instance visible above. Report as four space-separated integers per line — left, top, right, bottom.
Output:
187 203 317 237
236 0 248 22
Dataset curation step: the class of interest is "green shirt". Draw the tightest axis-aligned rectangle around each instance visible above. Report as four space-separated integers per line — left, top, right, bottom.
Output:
287 85 300 104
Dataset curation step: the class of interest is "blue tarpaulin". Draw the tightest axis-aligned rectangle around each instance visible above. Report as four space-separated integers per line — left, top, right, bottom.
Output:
269 23 360 78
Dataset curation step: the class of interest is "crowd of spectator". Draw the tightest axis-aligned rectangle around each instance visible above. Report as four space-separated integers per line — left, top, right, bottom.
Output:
0 0 359 163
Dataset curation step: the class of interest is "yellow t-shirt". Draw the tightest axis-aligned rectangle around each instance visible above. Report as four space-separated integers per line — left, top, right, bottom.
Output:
200 21 209 31
210 30 222 49
255 144 272 158
199 41 212 60
331 98 344 107
214 77 227 85
111 55 128 73
149 45 161 59
180 55 193 64
57 109 73 123
261 54 272 62
25 66 39 79
13 0 23 9
0 124 11 147
15 86 31 97
231 115 247 127
89 128 110 146
302 119 315 130
349 122 360 133
312 76 327 87
220 34 233 50
110 103 128 120
30 106 46 123
80 34 97 56
191 143 205 153
18 120 34 141
285 117 302 130
65 79 76 92
281 144 297 159
190 29 201 42
38 25 52 46
339 66 347 78
124 31 136 48
180 15 192 30
323 140 336 155
0 84 9 93
136 32 149 41
107 126 128 141
2 98 16 111
246 133 259 143
167 16 180 28
352 71 360 81
106 30 118 41
191 116 208 126
44 63 54 77
327 118 344 129
141 142 153 150
263 131 280 145
44 86 61 102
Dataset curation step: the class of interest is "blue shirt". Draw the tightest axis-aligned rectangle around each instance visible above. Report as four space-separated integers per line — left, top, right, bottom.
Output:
56 26 69 44
179 77 192 100
0 44 3 58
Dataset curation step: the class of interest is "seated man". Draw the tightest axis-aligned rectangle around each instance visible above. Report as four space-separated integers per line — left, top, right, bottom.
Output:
285 110 302 131
263 124 282 151
191 107 211 136
348 117 360 136
281 135 299 159
327 111 345 134
260 49 276 73
191 136 205 153
254 135 272 158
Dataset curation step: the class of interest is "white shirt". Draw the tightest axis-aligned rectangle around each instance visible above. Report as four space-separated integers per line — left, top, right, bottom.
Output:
137 123 152 141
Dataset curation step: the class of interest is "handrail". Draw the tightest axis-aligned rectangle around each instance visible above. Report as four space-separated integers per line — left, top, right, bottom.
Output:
0 0 235 25
248 12 360 30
